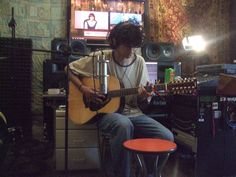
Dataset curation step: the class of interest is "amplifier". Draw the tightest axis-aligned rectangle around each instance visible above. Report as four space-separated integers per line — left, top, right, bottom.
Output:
196 95 236 177
171 93 236 176
170 95 197 136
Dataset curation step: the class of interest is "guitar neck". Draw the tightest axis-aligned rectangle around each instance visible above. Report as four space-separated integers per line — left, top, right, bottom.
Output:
107 84 166 98
107 87 139 98
105 77 197 98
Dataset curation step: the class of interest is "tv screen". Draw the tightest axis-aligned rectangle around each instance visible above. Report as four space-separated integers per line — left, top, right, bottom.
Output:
70 0 145 42
110 12 142 29
74 10 109 39
75 11 109 30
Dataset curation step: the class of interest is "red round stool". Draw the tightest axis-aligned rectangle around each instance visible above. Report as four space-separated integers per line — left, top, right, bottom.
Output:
123 138 177 177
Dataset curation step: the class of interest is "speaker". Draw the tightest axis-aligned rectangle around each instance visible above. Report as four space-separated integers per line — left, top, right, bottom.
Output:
70 39 87 61
51 38 87 61
0 37 32 138
43 59 66 92
142 42 175 62
51 38 68 60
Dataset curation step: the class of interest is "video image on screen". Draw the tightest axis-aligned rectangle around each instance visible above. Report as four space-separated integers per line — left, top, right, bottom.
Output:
110 12 142 29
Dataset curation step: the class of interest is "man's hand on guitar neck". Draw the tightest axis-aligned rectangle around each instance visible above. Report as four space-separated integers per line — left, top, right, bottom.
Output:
80 84 106 104
137 82 153 111
138 82 152 101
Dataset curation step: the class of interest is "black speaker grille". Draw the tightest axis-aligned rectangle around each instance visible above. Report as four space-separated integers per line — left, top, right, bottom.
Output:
0 37 32 137
51 38 68 60
142 42 175 62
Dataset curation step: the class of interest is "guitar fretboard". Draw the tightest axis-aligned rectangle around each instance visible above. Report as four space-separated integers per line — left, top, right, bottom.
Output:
107 87 139 97
106 84 166 98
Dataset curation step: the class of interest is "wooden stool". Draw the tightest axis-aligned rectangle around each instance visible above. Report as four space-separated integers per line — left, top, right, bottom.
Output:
123 138 177 177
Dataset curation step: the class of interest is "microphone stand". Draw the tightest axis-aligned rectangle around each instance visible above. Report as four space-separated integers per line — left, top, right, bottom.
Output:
64 0 71 175
8 7 16 38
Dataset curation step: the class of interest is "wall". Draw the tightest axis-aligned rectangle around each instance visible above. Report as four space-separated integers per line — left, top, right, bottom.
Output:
147 0 231 74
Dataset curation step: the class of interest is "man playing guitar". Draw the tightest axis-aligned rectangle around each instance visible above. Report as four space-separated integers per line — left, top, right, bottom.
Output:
67 21 174 177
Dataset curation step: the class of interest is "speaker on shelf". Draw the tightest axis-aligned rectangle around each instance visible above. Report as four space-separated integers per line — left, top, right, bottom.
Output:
43 59 66 92
142 42 175 62
71 39 87 54
70 39 87 61
51 38 88 61
51 38 68 60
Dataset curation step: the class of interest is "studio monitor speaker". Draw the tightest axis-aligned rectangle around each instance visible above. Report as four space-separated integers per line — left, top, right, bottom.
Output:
70 39 87 61
51 38 87 61
71 39 87 54
142 42 175 62
43 59 66 92
51 38 68 60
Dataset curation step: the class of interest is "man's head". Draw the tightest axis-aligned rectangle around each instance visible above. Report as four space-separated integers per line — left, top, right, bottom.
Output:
108 21 144 49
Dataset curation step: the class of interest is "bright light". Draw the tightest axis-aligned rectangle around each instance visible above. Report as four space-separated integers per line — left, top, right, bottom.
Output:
182 35 206 52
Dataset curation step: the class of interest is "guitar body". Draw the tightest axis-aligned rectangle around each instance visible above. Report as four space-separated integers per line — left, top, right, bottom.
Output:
68 75 121 125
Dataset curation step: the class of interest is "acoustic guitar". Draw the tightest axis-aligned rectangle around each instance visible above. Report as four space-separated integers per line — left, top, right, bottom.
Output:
68 75 197 125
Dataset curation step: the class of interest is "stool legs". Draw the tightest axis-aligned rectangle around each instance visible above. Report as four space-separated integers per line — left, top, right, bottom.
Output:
133 153 170 177
134 153 147 177
154 153 170 177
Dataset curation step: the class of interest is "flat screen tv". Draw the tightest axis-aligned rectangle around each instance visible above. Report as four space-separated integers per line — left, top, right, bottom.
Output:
70 0 145 43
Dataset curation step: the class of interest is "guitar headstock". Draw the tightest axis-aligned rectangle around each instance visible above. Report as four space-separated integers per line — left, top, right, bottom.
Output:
168 77 197 95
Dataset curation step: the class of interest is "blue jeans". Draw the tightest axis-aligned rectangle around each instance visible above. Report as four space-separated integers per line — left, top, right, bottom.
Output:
98 113 174 177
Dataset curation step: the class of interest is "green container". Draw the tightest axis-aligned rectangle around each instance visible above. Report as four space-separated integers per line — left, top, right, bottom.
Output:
164 68 175 83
